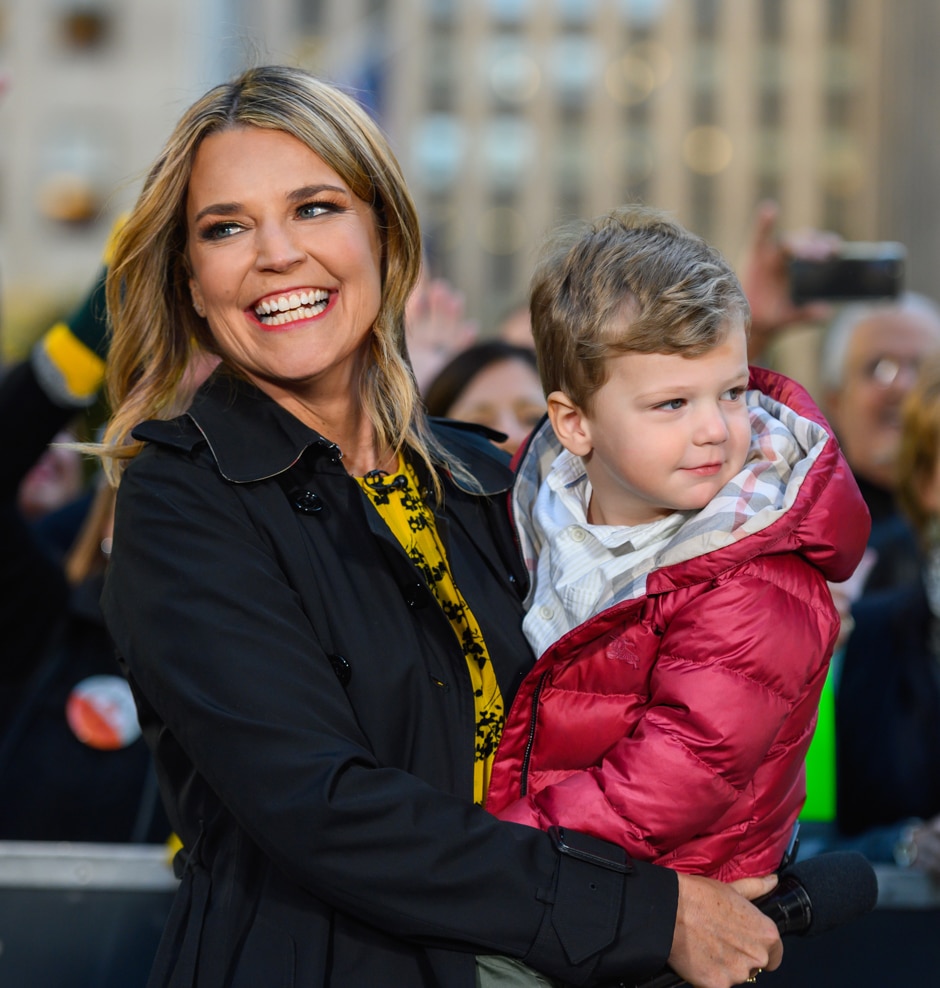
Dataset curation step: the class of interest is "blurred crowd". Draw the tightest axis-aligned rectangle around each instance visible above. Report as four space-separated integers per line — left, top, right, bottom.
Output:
3 187 940 887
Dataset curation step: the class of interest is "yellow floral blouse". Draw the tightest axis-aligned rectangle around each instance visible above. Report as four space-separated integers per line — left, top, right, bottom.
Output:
357 455 504 804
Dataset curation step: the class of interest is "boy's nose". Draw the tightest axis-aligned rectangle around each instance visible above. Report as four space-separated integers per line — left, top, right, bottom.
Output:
696 405 730 444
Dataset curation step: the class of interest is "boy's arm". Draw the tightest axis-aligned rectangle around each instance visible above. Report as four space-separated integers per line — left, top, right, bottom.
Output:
496 567 837 871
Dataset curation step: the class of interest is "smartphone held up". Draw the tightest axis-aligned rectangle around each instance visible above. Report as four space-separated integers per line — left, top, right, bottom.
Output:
789 242 905 305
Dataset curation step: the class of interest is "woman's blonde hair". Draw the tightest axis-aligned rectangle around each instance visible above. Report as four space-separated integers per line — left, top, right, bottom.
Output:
101 65 457 492
64 481 116 585
897 353 940 544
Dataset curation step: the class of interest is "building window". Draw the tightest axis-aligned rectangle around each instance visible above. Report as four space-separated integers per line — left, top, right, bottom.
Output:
298 0 325 31
760 0 784 42
487 0 533 26
484 115 535 193
827 0 852 43
412 114 464 193
58 6 113 52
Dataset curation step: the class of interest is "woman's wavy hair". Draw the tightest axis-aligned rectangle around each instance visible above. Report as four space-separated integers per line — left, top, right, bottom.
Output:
100 65 459 493
897 353 940 544
530 203 750 412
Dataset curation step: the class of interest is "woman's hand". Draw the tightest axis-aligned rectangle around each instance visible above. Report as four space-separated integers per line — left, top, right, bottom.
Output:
667 872 782 988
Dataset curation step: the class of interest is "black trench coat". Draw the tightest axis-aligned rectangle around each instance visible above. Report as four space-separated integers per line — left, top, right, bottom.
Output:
102 372 677 988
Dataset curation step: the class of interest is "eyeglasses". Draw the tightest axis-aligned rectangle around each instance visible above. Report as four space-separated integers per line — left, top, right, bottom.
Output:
860 356 921 389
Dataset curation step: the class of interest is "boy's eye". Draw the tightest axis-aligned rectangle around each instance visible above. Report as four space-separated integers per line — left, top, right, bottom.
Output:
656 398 685 411
722 386 746 401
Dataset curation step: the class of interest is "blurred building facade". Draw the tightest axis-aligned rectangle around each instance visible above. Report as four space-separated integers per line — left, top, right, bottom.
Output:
1 0 938 351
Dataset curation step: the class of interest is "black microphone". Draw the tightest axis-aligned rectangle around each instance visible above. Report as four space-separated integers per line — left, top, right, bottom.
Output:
631 851 878 988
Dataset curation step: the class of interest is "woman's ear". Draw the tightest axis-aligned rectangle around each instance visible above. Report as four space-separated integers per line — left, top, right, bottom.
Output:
190 280 206 318
547 390 593 456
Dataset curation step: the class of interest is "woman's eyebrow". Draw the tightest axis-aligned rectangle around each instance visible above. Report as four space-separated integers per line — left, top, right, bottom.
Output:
193 185 349 224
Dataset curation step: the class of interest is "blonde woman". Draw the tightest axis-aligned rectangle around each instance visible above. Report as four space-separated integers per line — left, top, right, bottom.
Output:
98 66 781 988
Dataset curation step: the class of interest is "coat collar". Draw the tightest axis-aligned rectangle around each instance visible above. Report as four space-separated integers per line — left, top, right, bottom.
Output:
133 370 515 495
185 372 338 483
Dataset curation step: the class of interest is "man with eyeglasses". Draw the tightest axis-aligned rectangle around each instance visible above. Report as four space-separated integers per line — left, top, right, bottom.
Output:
820 293 940 594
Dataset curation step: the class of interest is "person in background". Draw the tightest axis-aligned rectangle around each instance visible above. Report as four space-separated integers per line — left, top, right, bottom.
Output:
497 298 535 349
0 263 170 842
404 262 479 393
95 65 782 988
737 199 940 596
836 352 940 875
16 428 84 524
736 199 841 365
424 340 545 455
482 205 868 986
819 293 940 595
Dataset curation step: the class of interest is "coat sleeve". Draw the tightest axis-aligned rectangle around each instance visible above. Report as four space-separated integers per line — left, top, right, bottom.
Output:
103 445 678 986
496 562 837 871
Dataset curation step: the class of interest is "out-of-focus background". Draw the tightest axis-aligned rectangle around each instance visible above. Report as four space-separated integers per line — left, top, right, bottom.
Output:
1 0 938 371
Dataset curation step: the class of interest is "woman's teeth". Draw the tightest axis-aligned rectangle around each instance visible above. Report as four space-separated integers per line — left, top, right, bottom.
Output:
255 290 329 325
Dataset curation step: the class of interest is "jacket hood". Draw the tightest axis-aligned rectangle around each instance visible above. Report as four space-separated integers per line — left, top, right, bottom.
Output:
513 366 870 603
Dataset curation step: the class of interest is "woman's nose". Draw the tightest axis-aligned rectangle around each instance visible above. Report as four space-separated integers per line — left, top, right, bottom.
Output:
255 222 305 271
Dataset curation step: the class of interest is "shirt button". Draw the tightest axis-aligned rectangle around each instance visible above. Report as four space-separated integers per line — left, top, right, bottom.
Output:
539 605 554 620
569 527 587 542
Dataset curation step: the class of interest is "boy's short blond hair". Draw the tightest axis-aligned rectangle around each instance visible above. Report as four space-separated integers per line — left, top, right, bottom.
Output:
530 204 750 410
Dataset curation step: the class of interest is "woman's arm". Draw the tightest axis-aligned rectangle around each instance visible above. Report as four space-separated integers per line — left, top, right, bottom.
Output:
104 444 691 985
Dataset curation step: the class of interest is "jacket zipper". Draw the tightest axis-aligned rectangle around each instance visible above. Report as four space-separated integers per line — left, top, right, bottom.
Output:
519 670 548 797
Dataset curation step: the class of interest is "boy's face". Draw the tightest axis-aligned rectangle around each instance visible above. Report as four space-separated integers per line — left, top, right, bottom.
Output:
550 318 751 527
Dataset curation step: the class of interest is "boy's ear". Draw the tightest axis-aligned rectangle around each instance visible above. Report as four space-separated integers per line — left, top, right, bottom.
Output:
547 391 593 456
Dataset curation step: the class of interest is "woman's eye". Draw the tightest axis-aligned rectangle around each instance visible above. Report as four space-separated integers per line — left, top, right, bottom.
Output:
200 221 243 242
297 201 339 219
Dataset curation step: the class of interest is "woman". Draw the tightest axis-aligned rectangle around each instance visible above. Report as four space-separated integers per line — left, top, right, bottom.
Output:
836 352 940 873
98 65 780 987
424 340 546 455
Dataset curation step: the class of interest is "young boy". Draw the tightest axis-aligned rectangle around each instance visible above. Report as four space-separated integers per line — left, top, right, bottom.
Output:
478 205 869 984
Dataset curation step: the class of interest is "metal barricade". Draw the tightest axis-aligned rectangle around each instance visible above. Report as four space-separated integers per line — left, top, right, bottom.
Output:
0 841 176 988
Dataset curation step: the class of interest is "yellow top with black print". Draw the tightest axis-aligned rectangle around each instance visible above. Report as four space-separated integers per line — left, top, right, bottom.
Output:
357 454 504 804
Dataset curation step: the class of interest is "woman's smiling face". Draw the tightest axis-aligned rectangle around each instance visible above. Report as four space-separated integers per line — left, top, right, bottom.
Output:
185 126 383 404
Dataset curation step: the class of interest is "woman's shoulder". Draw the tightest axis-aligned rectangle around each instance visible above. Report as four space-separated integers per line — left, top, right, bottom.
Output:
132 414 204 452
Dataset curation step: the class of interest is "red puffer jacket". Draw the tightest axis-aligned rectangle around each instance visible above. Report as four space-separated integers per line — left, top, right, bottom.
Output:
486 367 870 881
